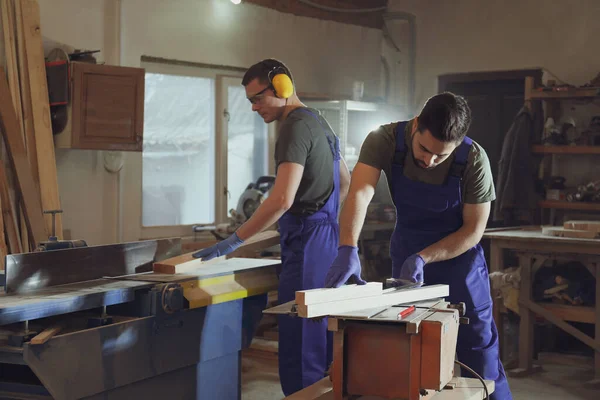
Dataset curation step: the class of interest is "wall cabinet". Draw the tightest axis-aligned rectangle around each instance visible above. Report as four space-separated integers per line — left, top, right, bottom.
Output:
55 62 145 151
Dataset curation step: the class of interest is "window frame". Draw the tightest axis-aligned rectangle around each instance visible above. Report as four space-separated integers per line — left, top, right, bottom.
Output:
122 59 275 241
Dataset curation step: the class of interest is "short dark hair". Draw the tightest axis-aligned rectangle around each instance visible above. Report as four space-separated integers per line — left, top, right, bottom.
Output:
241 58 294 87
417 92 471 143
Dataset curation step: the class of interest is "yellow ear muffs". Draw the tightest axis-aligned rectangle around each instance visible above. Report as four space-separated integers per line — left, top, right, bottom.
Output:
271 73 294 99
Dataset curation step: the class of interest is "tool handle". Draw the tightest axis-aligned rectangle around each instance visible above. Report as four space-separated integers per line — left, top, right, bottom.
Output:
397 305 416 319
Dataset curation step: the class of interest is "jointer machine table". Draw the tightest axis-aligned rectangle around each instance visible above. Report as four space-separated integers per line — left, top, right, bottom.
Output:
266 282 495 400
0 238 280 400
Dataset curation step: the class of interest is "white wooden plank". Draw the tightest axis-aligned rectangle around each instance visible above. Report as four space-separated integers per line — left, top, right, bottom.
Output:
295 282 383 306
297 284 449 318
181 257 281 277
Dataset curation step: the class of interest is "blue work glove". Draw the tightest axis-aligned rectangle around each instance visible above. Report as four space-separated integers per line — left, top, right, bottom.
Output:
324 245 367 288
398 253 426 286
191 232 244 261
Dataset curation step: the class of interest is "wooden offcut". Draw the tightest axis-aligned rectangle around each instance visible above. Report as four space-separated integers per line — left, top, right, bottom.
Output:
542 226 599 240
30 324 63 345
0 69 47 247
563 220 600 233
20 0 62 239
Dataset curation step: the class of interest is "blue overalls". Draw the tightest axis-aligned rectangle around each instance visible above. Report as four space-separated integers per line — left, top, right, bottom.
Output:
390 122 512 400
276 108 339 396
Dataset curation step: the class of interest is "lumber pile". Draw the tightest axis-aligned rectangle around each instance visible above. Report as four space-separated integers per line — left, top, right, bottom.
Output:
0 0 61 264
542 220 600 239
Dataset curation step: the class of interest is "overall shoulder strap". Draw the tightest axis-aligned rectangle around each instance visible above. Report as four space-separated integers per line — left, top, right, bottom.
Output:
392 121 409 166
448 136 472 180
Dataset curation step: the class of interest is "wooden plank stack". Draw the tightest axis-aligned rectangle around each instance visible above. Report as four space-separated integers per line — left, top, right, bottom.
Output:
0 0 62 266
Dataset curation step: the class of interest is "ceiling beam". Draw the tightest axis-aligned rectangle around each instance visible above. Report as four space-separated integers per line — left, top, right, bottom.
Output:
242 0 388 29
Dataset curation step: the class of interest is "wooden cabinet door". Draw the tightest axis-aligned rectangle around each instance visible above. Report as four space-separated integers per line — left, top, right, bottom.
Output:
71 62 144 151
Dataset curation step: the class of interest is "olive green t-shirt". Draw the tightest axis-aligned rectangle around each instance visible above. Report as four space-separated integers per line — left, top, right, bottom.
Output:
358 120 495 204
275 107 336 215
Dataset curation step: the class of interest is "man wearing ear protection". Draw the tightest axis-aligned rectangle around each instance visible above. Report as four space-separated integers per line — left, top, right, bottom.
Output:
192 59 352 396
323 93 512 399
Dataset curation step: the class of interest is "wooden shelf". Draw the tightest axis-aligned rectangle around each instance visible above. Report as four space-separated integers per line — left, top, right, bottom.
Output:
540 303 595 324
529 87 600 99
532 145 600 155
539 200 600 211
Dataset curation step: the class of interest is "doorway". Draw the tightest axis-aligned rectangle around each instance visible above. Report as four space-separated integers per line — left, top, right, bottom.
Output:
438 69 543 227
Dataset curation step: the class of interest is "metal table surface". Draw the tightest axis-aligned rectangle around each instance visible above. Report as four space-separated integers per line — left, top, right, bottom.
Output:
0 278 154 325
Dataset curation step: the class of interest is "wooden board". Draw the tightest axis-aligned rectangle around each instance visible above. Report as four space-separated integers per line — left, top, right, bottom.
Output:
169 257 280 278
229 230 280 258
564 220 600 233
0 70 47 247
14 0 37 183
0 165 22 254
152 253 226 274
297 285 449 318
1 0 23 135
21 0 62 239
30 323 63 345
295 282 383 306
542 226 598 239
153 230 280 274
0 193 7 269
482 226 600 246
183 267 279 308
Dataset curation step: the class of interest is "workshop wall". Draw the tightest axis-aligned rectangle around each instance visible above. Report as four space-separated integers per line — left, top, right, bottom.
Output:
388 0 600 210
38 0 118 245
388 0 600 111
32 0 383 244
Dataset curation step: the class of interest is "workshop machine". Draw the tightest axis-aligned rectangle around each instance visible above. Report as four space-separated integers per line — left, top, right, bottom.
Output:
265 281 492 400
0 238 280 400
193 176 276 240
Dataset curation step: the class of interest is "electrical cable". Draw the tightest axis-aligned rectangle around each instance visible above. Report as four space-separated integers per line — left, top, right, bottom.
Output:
297 0 387 13
454 360 489 400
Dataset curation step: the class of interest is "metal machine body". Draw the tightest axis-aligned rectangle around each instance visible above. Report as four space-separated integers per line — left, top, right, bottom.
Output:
328 299 462 400
0 238 279 400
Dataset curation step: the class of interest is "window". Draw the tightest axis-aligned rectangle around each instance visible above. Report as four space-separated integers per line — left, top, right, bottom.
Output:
142 73 216 226
226 84 268 214
138 62 273 236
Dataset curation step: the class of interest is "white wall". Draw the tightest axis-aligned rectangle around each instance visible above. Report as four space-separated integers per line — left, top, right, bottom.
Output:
120 0 382 97
389 0 600 110
32 0 383 244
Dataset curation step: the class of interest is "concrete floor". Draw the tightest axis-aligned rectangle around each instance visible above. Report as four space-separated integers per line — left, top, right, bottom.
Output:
241 352 599 400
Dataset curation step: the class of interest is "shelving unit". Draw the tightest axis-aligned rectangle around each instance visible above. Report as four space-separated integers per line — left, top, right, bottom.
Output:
524 76 600 223
494 78 600 385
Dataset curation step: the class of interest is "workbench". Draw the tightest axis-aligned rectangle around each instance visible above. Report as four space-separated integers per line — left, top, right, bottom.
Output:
284 376 494 400
483 226 600 386
0 238 280 400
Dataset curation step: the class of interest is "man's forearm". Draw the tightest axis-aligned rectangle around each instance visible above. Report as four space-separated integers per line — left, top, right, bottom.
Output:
236 196 288 241
418 225 482 264
339 190 372 247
